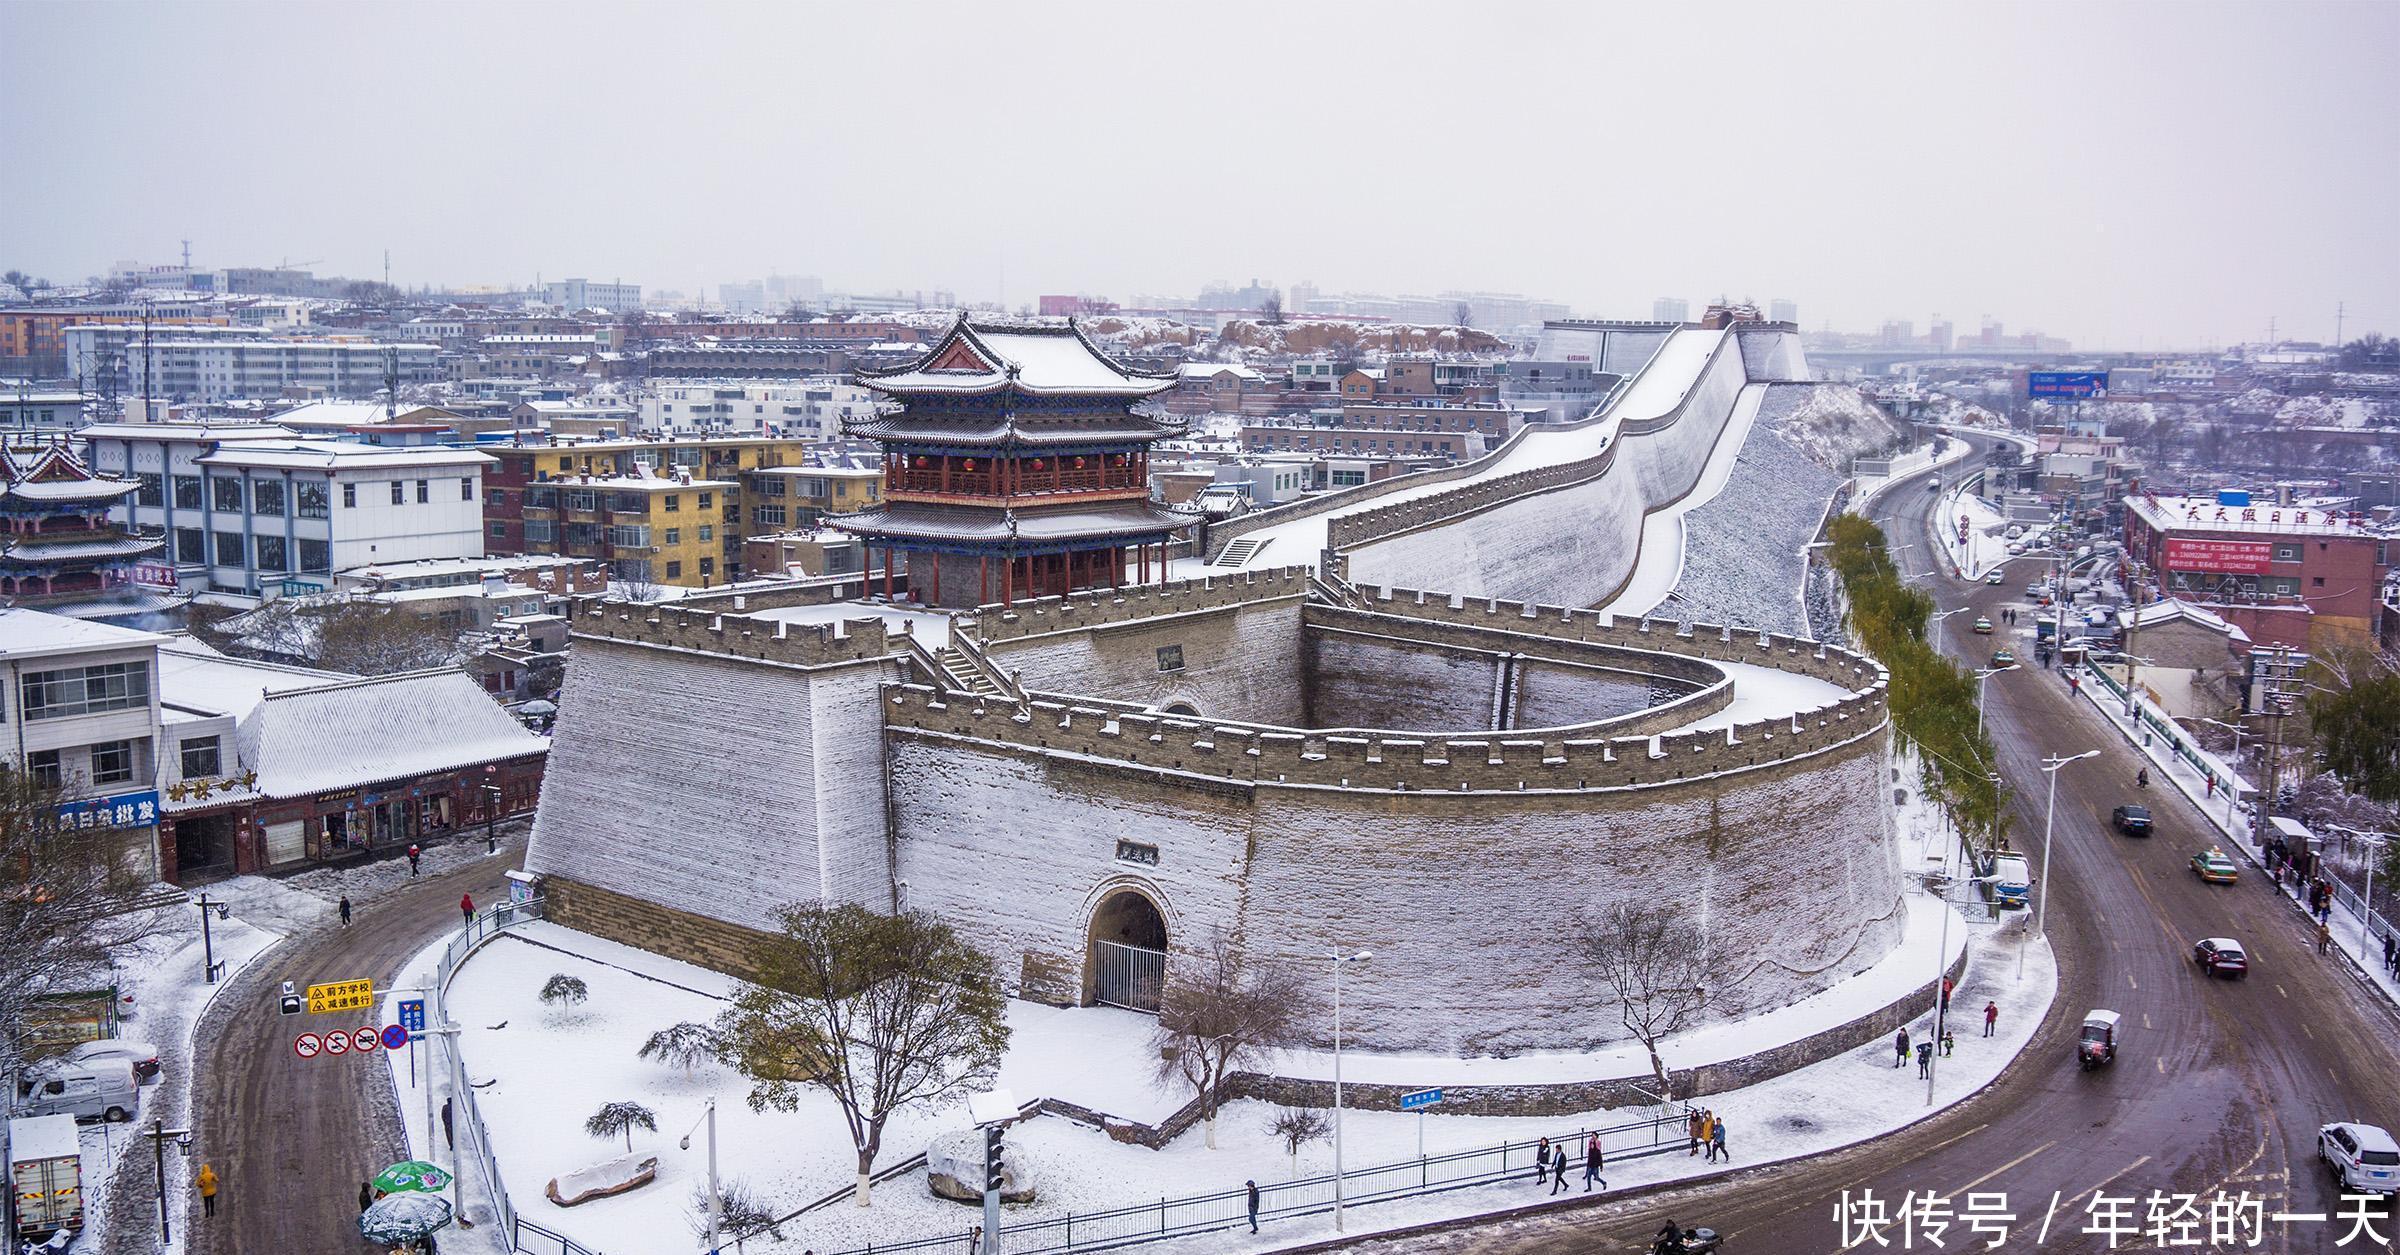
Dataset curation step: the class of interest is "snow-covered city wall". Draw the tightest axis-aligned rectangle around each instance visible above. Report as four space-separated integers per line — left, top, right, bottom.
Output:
985 586 1311 725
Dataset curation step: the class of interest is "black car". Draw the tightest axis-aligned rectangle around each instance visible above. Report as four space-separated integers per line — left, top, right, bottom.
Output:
2112 804 2152 836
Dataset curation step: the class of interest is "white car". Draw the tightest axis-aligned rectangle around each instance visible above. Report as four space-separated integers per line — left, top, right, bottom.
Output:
65 1038 161 1081
2321 1122 2400 1194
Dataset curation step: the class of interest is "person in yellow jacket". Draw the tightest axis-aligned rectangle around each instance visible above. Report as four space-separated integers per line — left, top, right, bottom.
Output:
196 1162 220 1217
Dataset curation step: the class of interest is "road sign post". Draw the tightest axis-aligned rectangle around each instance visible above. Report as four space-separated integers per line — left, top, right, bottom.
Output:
1399 1088 1443 1163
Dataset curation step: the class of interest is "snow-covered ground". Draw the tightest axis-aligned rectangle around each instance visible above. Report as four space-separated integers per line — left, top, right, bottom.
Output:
440 878 2052 1255
1668 659 1850 734
1935 487 2014 580
66 902 282 1255
751 600 954 648
1197 330 1725 574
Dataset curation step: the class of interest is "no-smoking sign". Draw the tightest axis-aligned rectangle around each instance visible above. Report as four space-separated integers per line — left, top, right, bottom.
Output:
293 1032 323 1059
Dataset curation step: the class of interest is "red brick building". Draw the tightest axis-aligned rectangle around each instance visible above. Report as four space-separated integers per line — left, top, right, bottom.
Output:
2122 491 2397 650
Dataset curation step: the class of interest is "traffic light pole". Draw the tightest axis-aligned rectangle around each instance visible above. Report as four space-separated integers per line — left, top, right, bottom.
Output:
983 1124 1005 1255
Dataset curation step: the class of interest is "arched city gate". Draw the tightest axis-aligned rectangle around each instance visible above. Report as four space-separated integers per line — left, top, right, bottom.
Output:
1087 887 1168 1012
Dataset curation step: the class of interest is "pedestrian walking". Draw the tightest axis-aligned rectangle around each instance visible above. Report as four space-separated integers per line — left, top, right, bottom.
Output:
1894 1026 1910 1068
1246 1180 1259 1233
2317 920 2332 955
460 892 475 928
1983 1001 1998 1037
441 1097 454 1149
2205 776 2216 800
1916 1040 1934 1079
1549 1143 1569 1194
1709 1117 1728 1164
1687 1109 1703 1154
196 1162 219 1217
407 843 421 875
339 895 353 927
2383 934 2396 975
1584 1134 1605 1191
1535 1136 1551 1181
360 1181 374 1213
1941 1029 1956 1057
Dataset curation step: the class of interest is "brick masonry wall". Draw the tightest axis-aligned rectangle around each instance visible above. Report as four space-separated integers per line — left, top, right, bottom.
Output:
987 597 1309 726
1303 629 1501 731
543 875 772 981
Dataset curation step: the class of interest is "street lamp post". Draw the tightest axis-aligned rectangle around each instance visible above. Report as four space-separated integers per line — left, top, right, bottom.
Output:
193 894 231 983
142 1121 191 1244
681 1098 721 1255
1972 665 2016 739
2198 716 2249 828
2021 750 2101 980
1327 949 1372 1232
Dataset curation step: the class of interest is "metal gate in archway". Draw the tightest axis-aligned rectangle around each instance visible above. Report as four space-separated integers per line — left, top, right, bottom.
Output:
1093 940 1166 1012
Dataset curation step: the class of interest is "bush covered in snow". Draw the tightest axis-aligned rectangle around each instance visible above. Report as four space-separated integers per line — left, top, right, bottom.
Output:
584 1100 658 1152
541 974 590 1007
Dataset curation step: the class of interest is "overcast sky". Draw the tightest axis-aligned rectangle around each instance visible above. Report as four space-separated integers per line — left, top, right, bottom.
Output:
4 1 2393 349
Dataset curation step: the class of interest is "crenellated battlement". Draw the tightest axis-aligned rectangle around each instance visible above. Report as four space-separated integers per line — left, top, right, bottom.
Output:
1350 584 1885 692
882 669 1885 795
965 566 1312 643
572 602 910 669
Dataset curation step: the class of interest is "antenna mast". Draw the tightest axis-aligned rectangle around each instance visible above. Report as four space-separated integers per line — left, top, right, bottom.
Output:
384 346 399 419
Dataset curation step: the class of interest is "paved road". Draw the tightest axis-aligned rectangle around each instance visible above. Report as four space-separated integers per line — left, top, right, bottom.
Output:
184 841 518 1254
1359 435 2400 1253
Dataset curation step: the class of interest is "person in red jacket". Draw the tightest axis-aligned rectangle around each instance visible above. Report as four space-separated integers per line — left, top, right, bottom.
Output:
460 892 475 929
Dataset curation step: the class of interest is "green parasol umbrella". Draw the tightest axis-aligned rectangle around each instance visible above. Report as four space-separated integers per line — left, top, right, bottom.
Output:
359 1192 453 1243
371 1160 455 1194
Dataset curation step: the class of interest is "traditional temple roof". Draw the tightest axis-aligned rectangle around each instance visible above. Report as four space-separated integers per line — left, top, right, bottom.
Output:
845 412 1182 449
1 535 163 565
857 318 1177 400
825 499 1199 545
1 445 140 506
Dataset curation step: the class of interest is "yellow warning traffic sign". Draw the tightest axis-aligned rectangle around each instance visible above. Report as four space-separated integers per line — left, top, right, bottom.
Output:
306 978 374 1014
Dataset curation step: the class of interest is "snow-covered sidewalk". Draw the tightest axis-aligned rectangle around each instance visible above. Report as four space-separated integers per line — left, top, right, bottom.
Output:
2067 666 2400 1009
431 891 2050 1255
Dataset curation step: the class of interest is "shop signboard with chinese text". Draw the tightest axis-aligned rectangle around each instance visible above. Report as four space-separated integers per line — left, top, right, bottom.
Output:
2164 538 2274 575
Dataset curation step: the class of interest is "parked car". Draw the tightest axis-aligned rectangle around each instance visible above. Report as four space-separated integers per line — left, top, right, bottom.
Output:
2193 937 2249 979
2320 1122 2400 1195
10 1059 137 1123
2190 848 2239 884
63 1038 161 1081
2026 582 2047 598
1973 617 1995 634
2112 804 2153 836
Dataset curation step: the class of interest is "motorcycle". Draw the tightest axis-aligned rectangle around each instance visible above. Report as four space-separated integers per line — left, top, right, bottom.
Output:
1652 1222 1725 1254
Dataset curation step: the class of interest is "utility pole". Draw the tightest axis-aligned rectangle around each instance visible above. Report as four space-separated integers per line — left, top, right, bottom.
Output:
144 1121 192 1243
2336 301 2345 349
194 894 230 983
139 302 154 423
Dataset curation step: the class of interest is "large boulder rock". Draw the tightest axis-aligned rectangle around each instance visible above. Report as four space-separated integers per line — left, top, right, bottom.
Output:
546 1154 657 1207
926 1129 1035 1203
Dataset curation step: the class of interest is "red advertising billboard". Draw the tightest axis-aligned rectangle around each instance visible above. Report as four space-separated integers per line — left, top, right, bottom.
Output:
2165 538 2274 575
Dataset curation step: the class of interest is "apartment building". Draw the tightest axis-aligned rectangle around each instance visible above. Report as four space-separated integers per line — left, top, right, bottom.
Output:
2 304 232 376
745 465 884 528
123 337 442 402
82 422 492 596
518 468 736 586
481 433 816 580
0 609 168 879
642 378 882 436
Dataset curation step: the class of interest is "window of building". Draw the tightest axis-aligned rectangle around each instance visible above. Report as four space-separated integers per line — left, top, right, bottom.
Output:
698 525 713 542
664 494 680 512
489 522 507 539
89 739 134 785
135 472 163 507
461 477 475 501
416 479 430 503
295 480 331 518
698 492 714 508
173 475 202 510
180 735 222 780
607 525 650 548
663 528 680 545
390 481 406 505
257 534 290 571
211 476 244 512
214 531 244 566
558 456 574 471
26 749 61 787
2312 576 2326 587
299 538 330 573
753 505 786 527
2271 577 2301 596
252 478 285 517
174 528 204 564
522 519 556 543
526 485 557 509
342 482 357 509
2273 543 2302 562
565 490 597 512
665 560 683 579
1156 645 1185 673
22 661 149 720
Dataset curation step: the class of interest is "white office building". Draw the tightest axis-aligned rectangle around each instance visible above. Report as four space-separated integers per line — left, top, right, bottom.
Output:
543 279 642 311
115 336 440 403
641 378 881 436
0 608 169 879
81 423 493 597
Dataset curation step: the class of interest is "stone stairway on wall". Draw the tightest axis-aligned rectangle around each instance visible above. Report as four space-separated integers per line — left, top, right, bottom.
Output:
1213 536 1268 568
933 645 1010 701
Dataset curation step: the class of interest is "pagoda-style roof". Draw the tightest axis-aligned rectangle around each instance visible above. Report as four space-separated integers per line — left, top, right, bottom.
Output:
826 499 1199 546
2 445 140 507
857 318 1177 401
1 535 162 565
846 412 1183 450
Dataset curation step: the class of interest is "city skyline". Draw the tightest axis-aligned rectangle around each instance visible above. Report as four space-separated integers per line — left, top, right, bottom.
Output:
4 0 2394 350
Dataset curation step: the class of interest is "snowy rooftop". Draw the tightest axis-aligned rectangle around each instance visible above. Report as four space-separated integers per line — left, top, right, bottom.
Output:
861 319 1176 399
0 606 165 661
2117 597 2250 642
749 600 953 648
197 440 496 471
157 637 354 721
232 669 547 798
2128 493 2390 538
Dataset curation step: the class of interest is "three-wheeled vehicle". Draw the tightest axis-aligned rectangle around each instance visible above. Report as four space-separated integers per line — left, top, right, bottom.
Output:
2078 1009 2120 1071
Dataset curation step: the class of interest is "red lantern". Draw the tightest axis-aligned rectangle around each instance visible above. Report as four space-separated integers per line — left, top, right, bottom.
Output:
913 456 929 468
1073 457 1088 469
962 459 976 472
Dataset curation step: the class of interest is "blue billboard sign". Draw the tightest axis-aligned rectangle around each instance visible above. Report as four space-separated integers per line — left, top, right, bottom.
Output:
2028 371 2108 399
53 789 161 831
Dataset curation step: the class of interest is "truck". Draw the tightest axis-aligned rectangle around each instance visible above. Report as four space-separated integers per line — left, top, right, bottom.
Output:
1983 851 2033 910
9 1114 83 1242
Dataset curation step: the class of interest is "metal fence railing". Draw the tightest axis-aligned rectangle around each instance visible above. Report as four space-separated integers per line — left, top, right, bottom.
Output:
1091 940 1164 1012
421 896 607 1255
811 1107 1698 1255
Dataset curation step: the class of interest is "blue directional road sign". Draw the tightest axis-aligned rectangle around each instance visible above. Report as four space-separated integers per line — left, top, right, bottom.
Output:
398 998 426 1033
1399 1088 1445 1111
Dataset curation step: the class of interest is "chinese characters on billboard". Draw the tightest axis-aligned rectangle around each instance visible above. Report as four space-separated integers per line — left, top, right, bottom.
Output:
2164 538 2274 575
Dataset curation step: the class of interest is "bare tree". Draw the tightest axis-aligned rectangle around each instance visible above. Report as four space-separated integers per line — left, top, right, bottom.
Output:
1452 300 1473 329
1578 903 1735 1103
1265 1106 1331 1174
1259 293 1285 325
0 768 171 1075
639 1021 720 1074
1152 931 1302 1148
713 903 1009 1206
584 1100 658 1153
314 603 460 675
691 1177 783 1243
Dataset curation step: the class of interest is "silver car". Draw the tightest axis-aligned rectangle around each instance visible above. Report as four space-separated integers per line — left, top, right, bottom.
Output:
2321 1122 2400 1194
